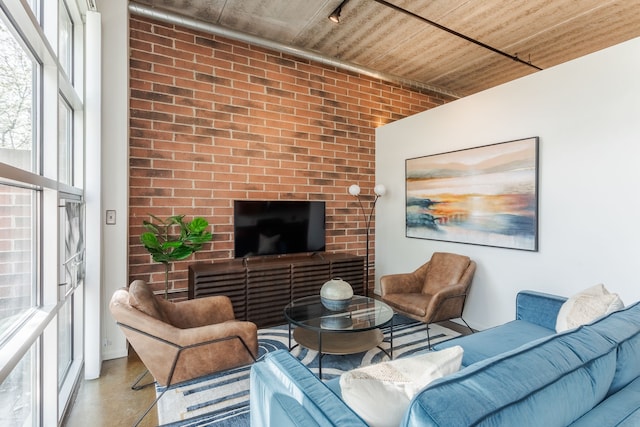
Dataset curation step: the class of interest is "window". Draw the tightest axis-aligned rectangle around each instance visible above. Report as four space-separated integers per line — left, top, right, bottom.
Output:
0 0 87 424
58 198 83 386
0 185 35 341
0 18 35 172
58 98 72 185
0 344 37 426
58 0 73 81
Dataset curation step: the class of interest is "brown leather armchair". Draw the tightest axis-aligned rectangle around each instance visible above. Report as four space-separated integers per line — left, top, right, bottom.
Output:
380 252 476 348
109 280 258 424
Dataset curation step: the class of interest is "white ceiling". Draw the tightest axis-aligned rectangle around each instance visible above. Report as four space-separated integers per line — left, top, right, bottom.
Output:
130 0 640 98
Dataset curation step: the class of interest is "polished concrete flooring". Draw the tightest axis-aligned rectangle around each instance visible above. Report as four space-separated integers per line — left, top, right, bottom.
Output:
62 349 158 427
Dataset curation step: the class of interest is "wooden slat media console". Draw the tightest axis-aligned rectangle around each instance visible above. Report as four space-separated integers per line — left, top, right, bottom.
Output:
188 253 365 328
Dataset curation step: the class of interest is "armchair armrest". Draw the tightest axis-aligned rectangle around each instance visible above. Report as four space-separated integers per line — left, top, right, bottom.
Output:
425 283 468 322
175 320 258 350
516 290 567 330
428 283 467 303
160 295 236 328
381 272 424 295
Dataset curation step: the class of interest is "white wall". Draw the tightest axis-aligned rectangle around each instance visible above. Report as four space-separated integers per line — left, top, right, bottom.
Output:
97 0 129 361
375 37 640 331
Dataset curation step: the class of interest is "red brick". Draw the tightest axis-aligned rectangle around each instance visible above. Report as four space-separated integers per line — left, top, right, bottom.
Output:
128 14 453 295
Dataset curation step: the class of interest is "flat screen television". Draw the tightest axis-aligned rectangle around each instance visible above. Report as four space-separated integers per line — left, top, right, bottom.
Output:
233 200 326 258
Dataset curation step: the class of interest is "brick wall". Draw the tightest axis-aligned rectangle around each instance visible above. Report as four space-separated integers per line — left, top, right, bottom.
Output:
128 14 453 298
0 185 32 321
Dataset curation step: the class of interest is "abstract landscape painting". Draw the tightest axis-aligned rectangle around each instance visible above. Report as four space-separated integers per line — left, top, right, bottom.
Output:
406 137 539 251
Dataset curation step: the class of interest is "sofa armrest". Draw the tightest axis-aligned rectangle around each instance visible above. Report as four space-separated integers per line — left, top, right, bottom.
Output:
516 290 567 330
250 350 367 427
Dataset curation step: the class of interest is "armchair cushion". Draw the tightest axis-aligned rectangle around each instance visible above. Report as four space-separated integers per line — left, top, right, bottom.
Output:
383 293 431 318
422 252 471 295
128 279 169 323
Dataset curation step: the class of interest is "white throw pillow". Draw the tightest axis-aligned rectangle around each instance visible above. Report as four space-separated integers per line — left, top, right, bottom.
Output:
555 283 624 332
339 346 463 427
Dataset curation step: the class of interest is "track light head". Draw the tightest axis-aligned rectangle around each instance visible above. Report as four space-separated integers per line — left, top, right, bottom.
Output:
328 7 342 23
328 0 351 24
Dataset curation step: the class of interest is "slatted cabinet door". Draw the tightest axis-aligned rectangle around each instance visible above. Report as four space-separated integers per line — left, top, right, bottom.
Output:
188 260 247 320
331 257 365 296
291 259 331 300
246 263 291 327
188 253 365 328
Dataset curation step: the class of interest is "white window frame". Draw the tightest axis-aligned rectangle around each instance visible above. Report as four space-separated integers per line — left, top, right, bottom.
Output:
0 0 88 424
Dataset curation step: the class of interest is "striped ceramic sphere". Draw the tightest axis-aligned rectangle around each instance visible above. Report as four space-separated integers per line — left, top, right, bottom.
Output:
320 278 353 311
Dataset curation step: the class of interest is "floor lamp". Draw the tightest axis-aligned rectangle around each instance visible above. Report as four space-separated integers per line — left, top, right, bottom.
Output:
348 183 386 297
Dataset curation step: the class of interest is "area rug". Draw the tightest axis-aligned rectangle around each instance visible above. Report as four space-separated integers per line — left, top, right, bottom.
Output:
156 316 460 426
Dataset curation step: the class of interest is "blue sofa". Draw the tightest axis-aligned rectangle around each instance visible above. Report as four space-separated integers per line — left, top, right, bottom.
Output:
249 291 640 426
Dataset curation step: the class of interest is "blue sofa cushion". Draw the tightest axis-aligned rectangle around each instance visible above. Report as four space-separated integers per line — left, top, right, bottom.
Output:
434 319 554 366
404 326 617 427
568 376 640 426
585 301 640 395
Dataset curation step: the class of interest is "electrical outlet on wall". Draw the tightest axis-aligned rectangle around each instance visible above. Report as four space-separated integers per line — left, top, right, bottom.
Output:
106 210 116 225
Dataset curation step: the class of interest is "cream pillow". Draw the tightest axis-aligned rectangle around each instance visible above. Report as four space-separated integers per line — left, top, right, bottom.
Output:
555 283 624 332
339 346 463 427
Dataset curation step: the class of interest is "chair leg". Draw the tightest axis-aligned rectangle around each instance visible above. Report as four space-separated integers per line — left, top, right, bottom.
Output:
459 317 474 334
133 386 166 427
131 368 155 391
426 323 432 350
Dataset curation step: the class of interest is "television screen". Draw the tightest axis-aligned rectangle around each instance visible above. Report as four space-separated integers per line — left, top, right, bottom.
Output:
233 200 326 258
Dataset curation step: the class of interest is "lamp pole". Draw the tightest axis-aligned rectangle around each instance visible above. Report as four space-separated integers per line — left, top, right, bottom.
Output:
349 184 386 297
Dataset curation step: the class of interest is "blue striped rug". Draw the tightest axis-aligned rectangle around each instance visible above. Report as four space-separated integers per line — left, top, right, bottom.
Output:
156 316 460 426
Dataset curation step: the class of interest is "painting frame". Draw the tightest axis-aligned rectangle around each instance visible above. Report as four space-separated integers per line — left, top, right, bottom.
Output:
405 137 539 251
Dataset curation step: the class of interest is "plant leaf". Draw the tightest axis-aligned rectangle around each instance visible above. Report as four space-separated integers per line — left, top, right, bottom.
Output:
140 232 160 248
188 233 213 244
171 246 194 260
142 221 161 234
189 217 209 233
161 241 184 249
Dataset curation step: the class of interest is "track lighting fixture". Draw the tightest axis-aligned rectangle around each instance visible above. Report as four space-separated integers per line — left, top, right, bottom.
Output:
370 0 541 70
327 0 540 71
328 0 351 23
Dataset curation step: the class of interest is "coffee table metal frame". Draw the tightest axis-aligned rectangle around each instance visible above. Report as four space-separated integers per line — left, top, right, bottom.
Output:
284 295 394 378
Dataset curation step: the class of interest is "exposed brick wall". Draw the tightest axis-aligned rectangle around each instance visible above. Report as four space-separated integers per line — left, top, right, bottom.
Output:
0 185 32 320
128 14 453 299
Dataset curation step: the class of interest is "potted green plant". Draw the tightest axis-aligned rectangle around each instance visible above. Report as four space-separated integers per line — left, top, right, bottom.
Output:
140 214 213 299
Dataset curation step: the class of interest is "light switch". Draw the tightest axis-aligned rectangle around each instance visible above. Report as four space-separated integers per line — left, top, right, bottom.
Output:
106 210 116 225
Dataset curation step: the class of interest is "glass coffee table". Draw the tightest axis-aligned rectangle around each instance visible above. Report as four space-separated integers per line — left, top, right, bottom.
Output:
284 295 394 378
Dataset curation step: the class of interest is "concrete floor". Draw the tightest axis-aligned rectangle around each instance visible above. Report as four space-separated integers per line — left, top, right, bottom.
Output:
62 349 158 427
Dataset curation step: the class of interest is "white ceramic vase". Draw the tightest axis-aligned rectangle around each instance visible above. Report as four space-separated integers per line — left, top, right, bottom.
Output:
320 278 353 311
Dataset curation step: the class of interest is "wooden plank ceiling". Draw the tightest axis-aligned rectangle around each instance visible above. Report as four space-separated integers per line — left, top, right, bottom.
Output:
131 0 640 98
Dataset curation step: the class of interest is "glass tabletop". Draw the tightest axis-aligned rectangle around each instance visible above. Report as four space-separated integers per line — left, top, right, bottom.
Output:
284 295 394 332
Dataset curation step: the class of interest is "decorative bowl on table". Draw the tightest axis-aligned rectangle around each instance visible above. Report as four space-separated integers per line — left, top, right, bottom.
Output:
320 278 353 311
321 314 353 329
